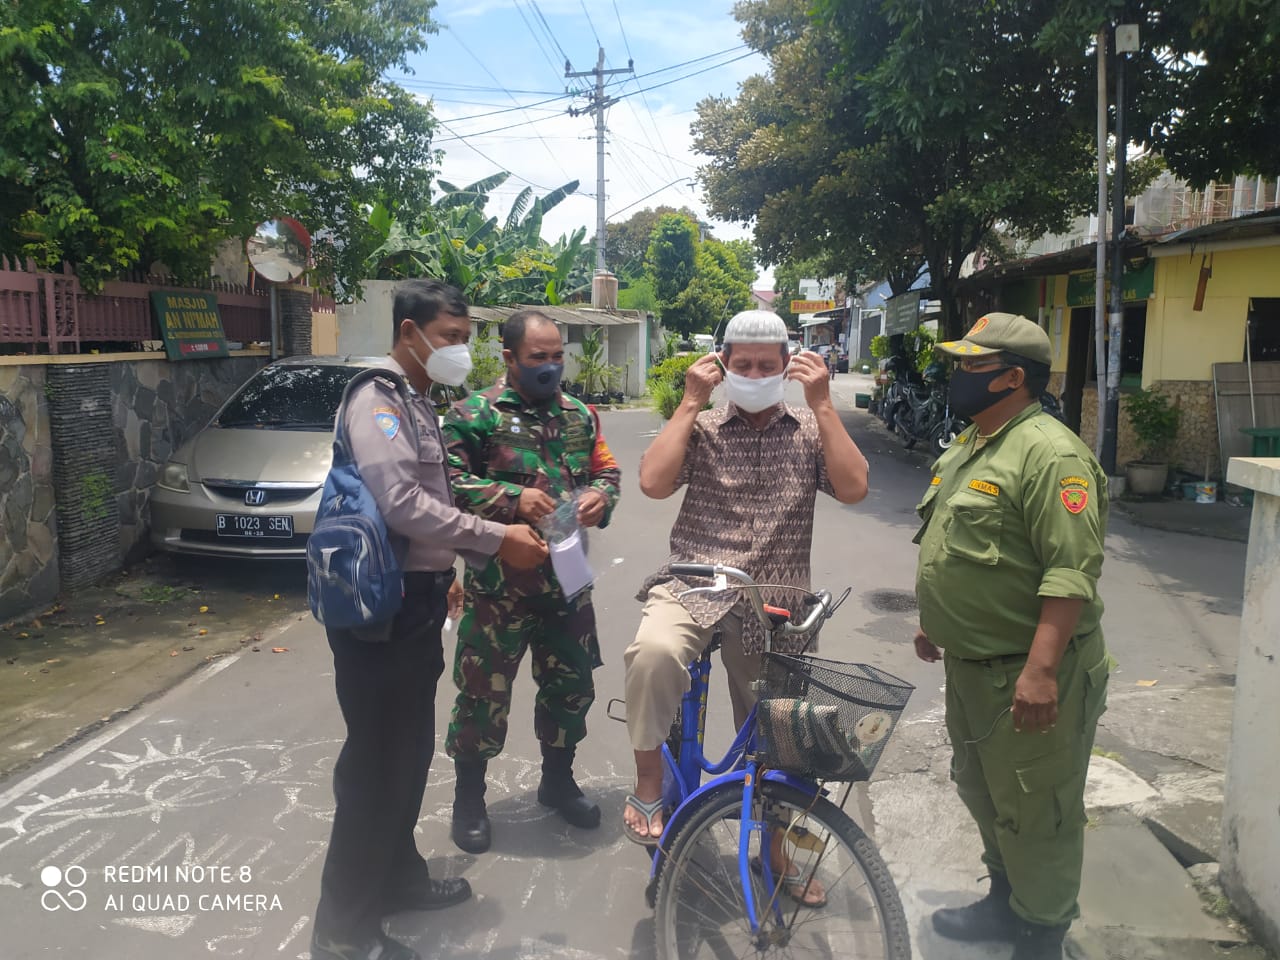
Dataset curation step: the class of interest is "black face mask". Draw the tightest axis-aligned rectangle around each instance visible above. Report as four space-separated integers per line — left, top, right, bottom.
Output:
948 367 1016 418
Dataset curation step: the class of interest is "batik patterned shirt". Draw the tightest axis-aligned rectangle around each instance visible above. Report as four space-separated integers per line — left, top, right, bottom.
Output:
638 402 836 654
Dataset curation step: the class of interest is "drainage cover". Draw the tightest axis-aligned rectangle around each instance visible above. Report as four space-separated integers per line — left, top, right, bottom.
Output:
866 589 918 613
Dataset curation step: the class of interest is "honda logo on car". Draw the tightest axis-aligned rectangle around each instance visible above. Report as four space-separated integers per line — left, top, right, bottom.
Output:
244 489 267 506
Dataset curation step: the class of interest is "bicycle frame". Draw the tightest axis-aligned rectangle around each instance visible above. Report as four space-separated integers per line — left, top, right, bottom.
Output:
647 564 837 935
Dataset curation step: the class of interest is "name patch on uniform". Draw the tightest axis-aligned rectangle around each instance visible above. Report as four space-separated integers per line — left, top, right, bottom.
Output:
1061 488 1089 514
968 479 1000 497
1059 476 1090 488
373 406 401 440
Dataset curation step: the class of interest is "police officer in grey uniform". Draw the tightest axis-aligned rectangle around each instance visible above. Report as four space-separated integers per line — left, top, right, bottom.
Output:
311 279 548 960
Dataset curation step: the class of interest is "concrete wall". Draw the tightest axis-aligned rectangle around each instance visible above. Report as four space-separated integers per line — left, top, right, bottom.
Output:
312 312 338 355
0 366 58 618
109 355 268 562
1220 457 1280 955
0 353 268 615
336 279 396 358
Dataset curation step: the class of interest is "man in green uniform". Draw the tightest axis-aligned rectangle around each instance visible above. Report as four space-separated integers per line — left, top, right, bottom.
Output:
443 309 622 854
912 313 1110 960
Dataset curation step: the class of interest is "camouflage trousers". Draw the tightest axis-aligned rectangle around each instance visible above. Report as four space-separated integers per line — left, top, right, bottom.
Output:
446 589 601 761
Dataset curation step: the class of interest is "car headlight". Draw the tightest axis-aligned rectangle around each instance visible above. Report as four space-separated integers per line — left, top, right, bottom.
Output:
158 462 190 493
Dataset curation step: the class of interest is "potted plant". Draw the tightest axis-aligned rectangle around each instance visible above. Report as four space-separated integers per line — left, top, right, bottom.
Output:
1123 387 1182 496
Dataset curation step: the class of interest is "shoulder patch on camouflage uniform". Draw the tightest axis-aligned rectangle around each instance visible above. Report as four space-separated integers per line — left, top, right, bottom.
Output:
373 406 401 440
1061 487 1088 514
1060 475 1090 488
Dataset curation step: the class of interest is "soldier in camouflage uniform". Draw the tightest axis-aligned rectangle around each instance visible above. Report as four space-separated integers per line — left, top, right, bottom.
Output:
443 310 622 853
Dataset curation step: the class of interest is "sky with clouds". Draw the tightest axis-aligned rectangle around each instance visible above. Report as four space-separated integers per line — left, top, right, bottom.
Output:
391 0 774 287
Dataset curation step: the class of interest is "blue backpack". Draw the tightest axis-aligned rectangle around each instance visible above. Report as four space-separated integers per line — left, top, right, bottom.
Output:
307 368 418 633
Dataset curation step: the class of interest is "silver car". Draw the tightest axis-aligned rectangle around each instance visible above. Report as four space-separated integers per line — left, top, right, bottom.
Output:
149 356 465 559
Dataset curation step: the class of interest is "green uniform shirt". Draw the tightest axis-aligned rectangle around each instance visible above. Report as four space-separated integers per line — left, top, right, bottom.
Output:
444 385 622 599
914 402 1108 659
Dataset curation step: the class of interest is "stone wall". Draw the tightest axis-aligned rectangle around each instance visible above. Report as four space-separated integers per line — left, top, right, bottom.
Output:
279 286 313 357
110 356 268 563
0 366 58 619
1050 374 1223 480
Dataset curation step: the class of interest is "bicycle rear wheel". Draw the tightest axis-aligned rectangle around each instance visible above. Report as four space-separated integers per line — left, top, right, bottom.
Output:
654 780 910 959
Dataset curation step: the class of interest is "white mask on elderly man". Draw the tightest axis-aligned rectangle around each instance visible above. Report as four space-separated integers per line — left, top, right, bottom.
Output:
723 370 785 413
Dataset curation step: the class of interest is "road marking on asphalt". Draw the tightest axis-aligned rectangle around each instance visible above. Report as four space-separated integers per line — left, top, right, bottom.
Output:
278 915 309 952
0 653 243 812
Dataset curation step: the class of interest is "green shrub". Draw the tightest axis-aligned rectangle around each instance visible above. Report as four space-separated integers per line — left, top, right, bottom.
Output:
646 353 703 420
1124 387 1181 462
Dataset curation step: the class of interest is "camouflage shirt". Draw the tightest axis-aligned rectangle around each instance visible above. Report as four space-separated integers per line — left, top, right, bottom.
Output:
444 385 622 598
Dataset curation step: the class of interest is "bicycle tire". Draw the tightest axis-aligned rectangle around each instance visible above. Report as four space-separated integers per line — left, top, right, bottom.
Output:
654 780 910 960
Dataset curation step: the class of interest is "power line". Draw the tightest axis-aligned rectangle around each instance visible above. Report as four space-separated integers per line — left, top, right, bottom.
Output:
443 26 575 183
514 0 567 80
579 0 602 48
610 0 680 182
530 0 572 67
436 50 756 142
609 132 698 169
435 120 560 193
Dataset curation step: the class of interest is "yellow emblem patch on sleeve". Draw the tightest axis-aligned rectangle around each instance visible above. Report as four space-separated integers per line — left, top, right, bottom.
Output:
930 476 942 486
968 479 1000 497
1059 476 1090 488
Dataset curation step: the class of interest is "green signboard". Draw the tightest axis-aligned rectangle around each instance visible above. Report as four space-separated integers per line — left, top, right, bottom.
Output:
1065 260 1154 307
883 293 920 335
150 291 230 361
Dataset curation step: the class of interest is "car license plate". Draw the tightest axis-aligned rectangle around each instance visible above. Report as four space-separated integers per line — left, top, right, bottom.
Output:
215 514 294 539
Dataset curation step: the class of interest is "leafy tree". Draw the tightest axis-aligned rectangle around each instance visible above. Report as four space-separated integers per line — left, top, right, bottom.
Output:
698 0 1100 338
617 276 659 312
1041 0 1280 186
596 205 702 279
645 213 698 316
368 173 588 306
0 0 441 291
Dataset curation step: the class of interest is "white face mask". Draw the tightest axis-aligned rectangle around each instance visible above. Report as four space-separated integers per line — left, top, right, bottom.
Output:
413 327 473 387
723 370 785 413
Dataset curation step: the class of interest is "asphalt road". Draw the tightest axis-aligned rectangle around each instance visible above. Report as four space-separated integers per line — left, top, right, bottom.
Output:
0 379 1248 960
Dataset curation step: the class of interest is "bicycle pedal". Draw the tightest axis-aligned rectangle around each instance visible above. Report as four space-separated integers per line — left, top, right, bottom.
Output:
606 698 628 723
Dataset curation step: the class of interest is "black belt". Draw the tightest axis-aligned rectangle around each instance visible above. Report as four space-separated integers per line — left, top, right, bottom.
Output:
970 634 1081 666
404 569 456 591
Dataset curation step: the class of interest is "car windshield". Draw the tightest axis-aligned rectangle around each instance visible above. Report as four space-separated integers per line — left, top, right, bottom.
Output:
216 364 362 429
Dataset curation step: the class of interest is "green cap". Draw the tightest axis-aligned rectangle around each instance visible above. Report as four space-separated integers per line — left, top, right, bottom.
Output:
936 312 1052 366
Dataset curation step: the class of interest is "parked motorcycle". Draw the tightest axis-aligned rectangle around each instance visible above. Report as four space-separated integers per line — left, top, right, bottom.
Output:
887 362 966 457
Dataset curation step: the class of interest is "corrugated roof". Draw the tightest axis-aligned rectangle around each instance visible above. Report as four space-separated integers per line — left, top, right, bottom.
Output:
468 305 645 326
1153 211 1280 248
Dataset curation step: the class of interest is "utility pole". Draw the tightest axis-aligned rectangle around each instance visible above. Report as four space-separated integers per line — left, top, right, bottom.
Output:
567 48 633 274
1102 23 1139 475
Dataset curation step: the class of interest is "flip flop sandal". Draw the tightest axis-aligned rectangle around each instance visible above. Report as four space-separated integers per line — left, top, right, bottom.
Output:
623 794 664 846
749 855 829 909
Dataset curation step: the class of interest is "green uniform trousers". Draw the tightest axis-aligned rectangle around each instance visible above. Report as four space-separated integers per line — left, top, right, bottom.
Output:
446 589 600 761
944 628 1109 927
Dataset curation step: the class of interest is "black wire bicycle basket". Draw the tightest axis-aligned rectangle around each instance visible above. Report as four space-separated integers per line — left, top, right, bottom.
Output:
757 655 914 782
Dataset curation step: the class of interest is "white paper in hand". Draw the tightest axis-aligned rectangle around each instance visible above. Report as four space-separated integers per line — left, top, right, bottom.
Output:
549 529 594 599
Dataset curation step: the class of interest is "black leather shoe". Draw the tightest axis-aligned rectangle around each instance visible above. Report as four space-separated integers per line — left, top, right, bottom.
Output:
385 876 472 914
537 776 601 829
311 931 420 960
931 872 1018 942
451 804 492 854
1011 920 1068 960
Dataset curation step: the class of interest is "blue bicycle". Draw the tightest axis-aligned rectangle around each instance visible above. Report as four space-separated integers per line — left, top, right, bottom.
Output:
639 563 914 959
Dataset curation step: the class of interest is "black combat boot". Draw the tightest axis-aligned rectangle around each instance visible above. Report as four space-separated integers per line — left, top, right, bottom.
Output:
931 871 1018 942
536 743 601 829
1011 919 1068 960
450 758 491 854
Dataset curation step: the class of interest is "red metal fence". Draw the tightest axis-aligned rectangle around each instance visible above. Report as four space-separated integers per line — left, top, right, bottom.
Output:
0 258 322 354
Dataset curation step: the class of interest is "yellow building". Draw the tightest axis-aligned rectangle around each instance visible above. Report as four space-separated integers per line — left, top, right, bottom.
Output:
960 212 1280 481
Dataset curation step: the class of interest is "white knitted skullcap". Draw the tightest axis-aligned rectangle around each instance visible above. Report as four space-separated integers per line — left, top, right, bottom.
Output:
723 309 788 344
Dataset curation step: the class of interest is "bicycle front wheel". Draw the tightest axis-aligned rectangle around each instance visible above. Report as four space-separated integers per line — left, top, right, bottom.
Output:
654 780 909 960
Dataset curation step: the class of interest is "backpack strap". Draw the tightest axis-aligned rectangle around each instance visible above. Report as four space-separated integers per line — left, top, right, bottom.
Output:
332 367 421 466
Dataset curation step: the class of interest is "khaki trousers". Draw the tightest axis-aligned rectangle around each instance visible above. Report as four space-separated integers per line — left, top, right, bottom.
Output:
624 585 760 751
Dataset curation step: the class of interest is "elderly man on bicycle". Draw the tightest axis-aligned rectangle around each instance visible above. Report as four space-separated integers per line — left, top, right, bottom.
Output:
622 309 871 858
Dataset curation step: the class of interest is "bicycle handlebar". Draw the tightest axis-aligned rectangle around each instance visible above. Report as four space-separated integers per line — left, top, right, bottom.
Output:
669 563 832 639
